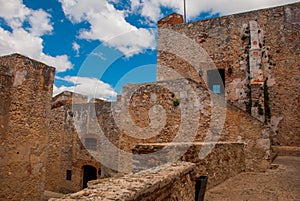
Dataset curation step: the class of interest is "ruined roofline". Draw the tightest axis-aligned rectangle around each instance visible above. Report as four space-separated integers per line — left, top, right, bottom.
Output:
52 90 88 102
52 91 110 103
157 2 300 26
51 90 111 109
51 100 112 110
0 53 55 71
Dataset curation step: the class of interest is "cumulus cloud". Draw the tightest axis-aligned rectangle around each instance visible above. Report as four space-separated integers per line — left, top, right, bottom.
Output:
130 0 299 22
28 9 53 36
0 0 72 72
54 76 117 99
72 42 80 56
59 0 156 56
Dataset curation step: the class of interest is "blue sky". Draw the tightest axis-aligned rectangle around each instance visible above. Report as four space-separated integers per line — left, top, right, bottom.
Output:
0 0 297 100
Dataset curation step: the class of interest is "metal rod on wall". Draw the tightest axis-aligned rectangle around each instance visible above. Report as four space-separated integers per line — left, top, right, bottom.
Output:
183 0 187 23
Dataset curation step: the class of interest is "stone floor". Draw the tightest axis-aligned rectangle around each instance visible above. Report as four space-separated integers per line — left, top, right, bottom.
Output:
205 156 300 201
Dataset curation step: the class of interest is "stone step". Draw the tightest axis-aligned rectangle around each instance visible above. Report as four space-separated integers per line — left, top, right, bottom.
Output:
272 146 300 157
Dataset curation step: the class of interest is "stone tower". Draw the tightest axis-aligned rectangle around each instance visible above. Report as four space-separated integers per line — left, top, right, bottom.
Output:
0 54 55 200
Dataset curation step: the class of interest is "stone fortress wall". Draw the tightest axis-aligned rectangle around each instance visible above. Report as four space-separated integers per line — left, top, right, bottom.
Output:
157 2 300 146
46 77 271 194
0 2 299 201
0 54 55 200
51 2 299 200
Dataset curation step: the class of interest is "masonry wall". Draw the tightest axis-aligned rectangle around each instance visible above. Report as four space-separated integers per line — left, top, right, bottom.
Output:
50 143 245 201
46 106 65 193
133 142 245 189
157 2 300 146
118 79 271 171
50 161 196 201
0 54 55 200
46 72 272 195
46 101 120 193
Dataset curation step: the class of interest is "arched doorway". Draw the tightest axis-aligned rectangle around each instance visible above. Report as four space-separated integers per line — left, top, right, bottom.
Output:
82 165 97 189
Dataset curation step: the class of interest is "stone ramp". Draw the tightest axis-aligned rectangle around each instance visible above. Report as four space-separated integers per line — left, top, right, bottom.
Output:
205 156 300 201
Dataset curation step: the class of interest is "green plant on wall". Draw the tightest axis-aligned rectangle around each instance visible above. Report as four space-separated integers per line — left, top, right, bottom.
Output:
173 99 180 107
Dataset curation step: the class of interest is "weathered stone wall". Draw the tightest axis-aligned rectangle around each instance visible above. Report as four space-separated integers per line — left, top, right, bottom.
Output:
50 142 245 201
157 2 300 146
46 106 65 193
46 101 120 193
114 79 209 151
50 161 195 201
45 5 300 196
158 13 184 28
0 53 55 200
46 70 272 194
222 104 272 171
117 79 271 171
46 104 102 193
133 142 245 189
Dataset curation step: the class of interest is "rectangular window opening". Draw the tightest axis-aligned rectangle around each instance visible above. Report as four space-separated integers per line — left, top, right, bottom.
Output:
66 170 72 180
207 69 225 95
85 138 97 150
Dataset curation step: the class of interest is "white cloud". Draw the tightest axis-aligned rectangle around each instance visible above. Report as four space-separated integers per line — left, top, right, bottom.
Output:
0 0 30 29
72 42 80 56
59 0 156 56
28 9 53 36
130 0 299 22
0 0 72 72
54 76 117 99
130 0 141 11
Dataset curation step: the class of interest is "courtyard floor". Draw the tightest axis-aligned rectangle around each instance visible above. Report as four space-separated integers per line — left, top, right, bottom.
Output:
205 156 300 201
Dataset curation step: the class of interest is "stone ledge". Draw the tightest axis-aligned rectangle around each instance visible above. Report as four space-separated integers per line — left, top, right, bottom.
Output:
272 146 300 157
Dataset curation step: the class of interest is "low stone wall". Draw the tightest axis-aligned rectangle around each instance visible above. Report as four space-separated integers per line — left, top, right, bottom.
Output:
50 161 195 201
133 142 245 189
51 142 245 201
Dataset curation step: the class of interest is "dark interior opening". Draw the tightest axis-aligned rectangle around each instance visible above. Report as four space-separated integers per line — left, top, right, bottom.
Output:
66 170 72 181
82 165 97 189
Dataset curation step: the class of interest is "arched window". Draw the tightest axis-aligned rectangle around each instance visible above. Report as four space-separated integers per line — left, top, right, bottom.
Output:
84 138 97 150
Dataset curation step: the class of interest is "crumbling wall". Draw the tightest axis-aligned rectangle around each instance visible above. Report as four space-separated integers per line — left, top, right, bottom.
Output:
157 2 300 146
0 53 55 200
